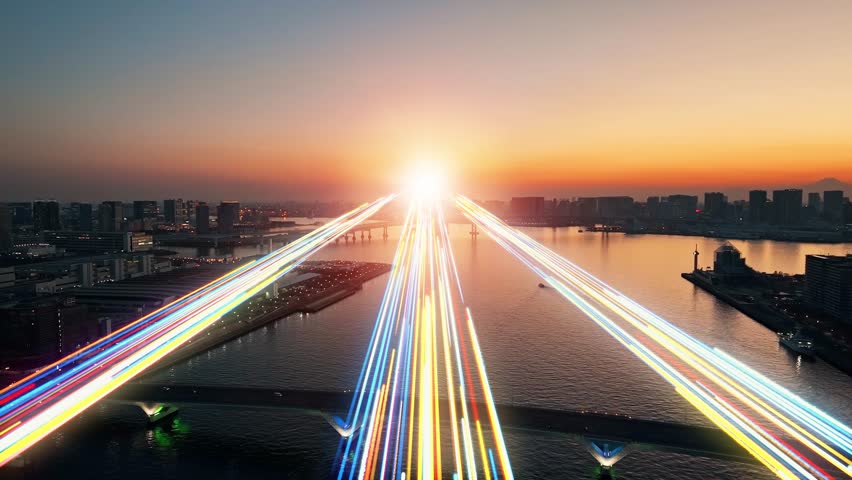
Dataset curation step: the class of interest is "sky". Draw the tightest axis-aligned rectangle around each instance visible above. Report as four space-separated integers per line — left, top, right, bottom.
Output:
2 1 852 202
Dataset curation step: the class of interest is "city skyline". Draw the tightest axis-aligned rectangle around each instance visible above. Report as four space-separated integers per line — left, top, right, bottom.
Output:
2 3 852 479
2 176 851 204
3 2 852 201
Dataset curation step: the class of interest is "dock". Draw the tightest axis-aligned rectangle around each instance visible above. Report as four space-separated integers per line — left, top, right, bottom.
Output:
682 270 852 376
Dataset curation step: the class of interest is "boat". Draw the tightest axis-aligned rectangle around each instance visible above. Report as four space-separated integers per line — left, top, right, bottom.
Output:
578 229 584 233
777 331 815 356
538 283 548 288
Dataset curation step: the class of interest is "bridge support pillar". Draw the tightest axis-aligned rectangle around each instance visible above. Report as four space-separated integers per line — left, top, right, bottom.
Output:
582 438 635 478
320 412 360 439
136 402 179 424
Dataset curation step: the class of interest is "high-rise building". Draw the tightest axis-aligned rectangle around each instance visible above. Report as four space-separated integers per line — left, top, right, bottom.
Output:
645 196 661 218
33 200 61 233
98 201 124 232
846 199 852 224
703 192 727 218
807 192 822 213
594 196 635 218
8 202 33 226
164 199 177 224
195 203 210 233
823 190 844 223
508 197 545 219
748 190 767 223
67 202 93 231
133 200 158 220
771 189 802 225
665 194 699 220
574 197 597 218
805 254 852 324
217 201 240 232
0 204 12 252
164 198 188 225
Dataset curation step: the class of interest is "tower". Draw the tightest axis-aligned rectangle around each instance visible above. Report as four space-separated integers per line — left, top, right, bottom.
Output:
693 244 700 272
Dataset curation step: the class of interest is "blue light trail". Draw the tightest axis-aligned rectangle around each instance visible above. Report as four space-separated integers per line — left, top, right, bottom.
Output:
457 194 851 480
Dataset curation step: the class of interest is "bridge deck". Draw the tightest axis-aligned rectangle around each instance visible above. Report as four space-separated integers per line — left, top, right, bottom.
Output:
112 383 754 464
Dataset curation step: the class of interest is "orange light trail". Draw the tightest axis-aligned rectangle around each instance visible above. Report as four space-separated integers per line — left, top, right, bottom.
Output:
457 194 851 479
336 194 513 479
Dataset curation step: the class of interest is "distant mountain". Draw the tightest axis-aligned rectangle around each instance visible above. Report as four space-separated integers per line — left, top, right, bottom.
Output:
801 177 851 196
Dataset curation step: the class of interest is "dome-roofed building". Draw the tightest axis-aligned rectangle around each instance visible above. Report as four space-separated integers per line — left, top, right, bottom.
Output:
713 242 750 277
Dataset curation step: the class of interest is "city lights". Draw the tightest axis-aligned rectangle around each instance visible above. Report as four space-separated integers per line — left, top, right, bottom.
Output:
0 196 394 467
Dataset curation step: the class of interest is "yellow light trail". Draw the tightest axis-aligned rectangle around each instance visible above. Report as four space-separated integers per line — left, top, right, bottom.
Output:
0 196 394 467
337 194 512 479
457 194 850 479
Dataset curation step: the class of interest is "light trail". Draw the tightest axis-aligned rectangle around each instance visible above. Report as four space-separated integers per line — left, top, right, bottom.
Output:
0 195 395 467
335 196 512 479
456 194 852 480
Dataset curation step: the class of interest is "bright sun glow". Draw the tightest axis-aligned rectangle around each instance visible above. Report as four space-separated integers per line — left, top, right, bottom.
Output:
403 153 451 199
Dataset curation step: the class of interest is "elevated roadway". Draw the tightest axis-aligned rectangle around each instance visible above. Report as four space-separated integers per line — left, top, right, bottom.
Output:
112 383 755 465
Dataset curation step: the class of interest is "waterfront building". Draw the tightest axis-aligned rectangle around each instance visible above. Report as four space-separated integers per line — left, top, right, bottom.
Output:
509 197 545 219
217 201 240 233
771 189 802 225
645 196 661 218
664 194 699 220
703 192 727 218
595 196 635 219
748 190 767 223
805 254 852 324
713 242 750 277
823 190 844 223
196 203 210 233
808 192 822 213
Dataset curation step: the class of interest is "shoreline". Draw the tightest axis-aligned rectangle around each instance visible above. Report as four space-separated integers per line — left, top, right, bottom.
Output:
492 221 850 244
140 265 389 377
682 271 852 377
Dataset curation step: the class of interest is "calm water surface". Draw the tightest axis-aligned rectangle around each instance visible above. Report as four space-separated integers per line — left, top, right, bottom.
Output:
8 227 852 479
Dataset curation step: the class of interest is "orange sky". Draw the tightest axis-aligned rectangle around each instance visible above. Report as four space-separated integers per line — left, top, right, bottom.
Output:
2 2 851 200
